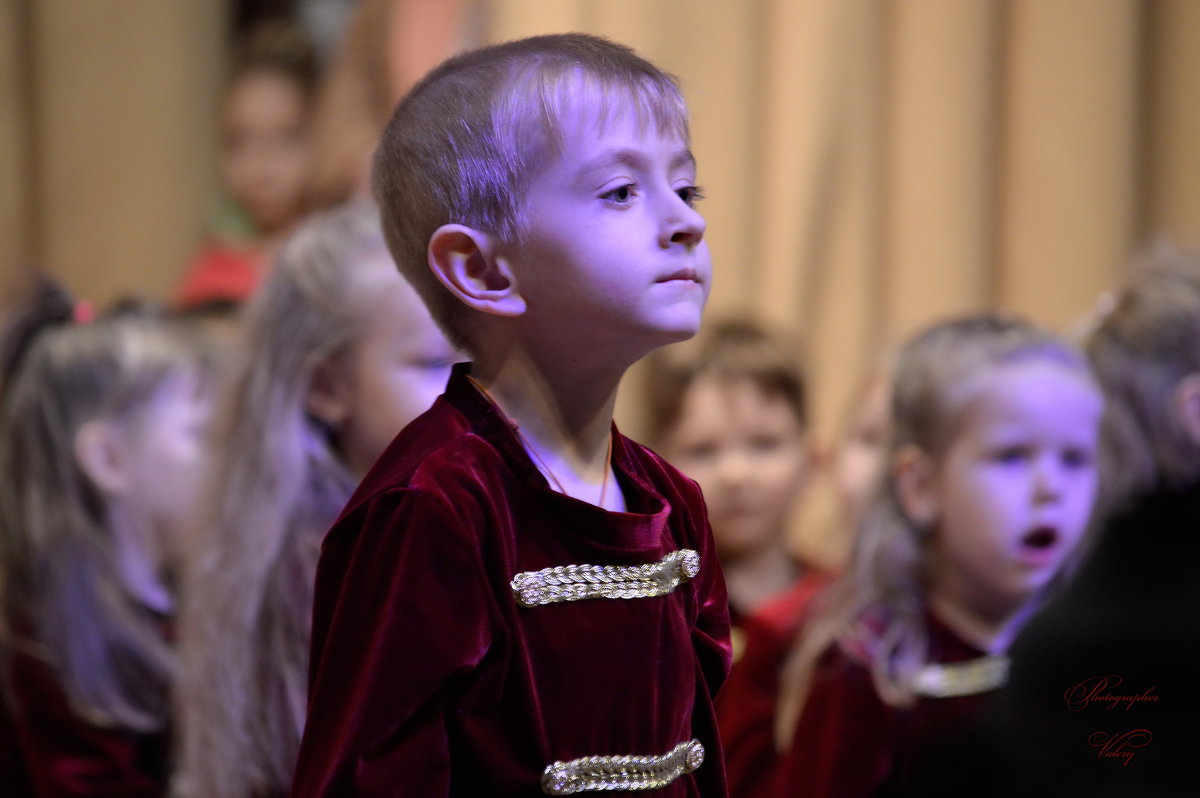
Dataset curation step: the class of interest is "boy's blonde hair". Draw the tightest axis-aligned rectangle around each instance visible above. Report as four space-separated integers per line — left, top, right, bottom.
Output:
775 314 1095 746
174 202 388 798
371 32 689 350
0 303 200 732
1086 244 1200 513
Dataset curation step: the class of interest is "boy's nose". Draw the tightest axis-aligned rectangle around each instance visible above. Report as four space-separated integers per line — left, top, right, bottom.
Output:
1032 458 1064 502
661 195 706 249
715 450 751 485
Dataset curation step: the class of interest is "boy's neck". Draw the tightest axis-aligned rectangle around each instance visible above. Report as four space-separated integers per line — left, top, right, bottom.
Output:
723 542 799 617
471 350 626 511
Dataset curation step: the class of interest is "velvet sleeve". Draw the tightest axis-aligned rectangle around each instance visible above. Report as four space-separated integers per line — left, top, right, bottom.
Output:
4 650 166 797
680 487 732 798
290 488 497 798
767 649 894 798
690 518 732 700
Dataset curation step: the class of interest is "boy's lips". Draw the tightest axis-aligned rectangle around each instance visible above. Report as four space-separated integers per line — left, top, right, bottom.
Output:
1016 524 1061 567
657 268 702 284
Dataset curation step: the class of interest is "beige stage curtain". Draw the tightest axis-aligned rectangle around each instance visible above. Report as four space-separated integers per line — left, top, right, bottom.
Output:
4 0 1199 563
0 0 225 308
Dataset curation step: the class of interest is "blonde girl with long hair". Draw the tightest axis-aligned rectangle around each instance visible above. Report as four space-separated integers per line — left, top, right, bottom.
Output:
965 246 1200 798
172 201 457 798
0 286 210 796
768 314 1103 797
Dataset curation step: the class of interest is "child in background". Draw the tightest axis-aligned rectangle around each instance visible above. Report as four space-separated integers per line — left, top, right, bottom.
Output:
0 290 210 797
770 314 1102 797
174 21 319 312
643 320 821 798
305 0 486 210
832 366 892 539
715 361 891 798
172 201 457 798
291 33 730 797
966 248 1200 798
645 319 817 637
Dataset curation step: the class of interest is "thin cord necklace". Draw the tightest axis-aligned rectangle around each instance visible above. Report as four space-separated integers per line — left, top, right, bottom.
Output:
467 374 614 507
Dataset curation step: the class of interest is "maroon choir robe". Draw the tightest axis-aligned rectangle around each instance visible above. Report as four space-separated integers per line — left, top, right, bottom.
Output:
290 364 732 797
768 611 995 798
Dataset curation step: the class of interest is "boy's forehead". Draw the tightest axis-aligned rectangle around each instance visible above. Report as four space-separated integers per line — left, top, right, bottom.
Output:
549 102 693 169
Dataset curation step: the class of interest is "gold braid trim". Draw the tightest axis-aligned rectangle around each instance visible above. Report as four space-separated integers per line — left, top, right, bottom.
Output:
511 549 701 608
541 739 705 794
911 655 1010 698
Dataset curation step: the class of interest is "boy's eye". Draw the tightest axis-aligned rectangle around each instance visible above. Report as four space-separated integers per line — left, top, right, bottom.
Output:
679 442 718 463
748 435 783 455
676 185 705 207
991 445 1031 464
601 184 637 204
1060 447 1094 469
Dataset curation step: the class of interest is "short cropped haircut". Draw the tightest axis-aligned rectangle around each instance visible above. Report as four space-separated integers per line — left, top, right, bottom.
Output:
643 319 809 444
371 33 689 350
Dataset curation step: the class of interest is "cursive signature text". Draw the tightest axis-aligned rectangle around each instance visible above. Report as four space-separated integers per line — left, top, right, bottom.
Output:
1064 675 1158 712
1089 729 1152 766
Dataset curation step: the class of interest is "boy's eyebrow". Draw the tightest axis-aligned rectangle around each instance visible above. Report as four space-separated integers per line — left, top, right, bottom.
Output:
573 147 697 182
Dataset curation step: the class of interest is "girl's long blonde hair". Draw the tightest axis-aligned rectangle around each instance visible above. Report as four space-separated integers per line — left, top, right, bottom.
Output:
172 201 396 798
0 297 199 732
775 314 1093 747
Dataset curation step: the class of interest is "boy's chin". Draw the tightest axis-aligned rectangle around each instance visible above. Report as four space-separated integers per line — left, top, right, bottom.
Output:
649 318 704 347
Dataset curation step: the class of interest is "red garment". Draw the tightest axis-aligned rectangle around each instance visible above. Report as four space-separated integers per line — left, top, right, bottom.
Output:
1 646 168 797
291 364 732 797
173 241 265 309
716 573 831 798
767 612 992 798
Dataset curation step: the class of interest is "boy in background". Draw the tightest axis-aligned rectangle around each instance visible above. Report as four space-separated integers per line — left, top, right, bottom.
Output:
645 319 819 639
291 33 730 797
644 320 826 798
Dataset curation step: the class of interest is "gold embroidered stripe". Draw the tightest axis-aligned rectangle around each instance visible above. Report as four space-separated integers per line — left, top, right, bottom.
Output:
541 739 705 795
911 655 1010 698
511 549 701 608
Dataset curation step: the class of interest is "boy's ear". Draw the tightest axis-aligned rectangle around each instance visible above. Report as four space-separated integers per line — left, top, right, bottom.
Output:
307 357 352 428
893 444 938 527
1173 373 1200 445
74 420 130 496
428 224 526 317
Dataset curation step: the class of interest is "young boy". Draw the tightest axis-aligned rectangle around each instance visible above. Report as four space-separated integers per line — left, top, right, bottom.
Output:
290 34 731 797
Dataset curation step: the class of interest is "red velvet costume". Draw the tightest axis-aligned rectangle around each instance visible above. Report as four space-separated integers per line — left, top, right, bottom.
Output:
716 573 831 798
0 645 169 797
767 611 994 798
291 364 732 797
